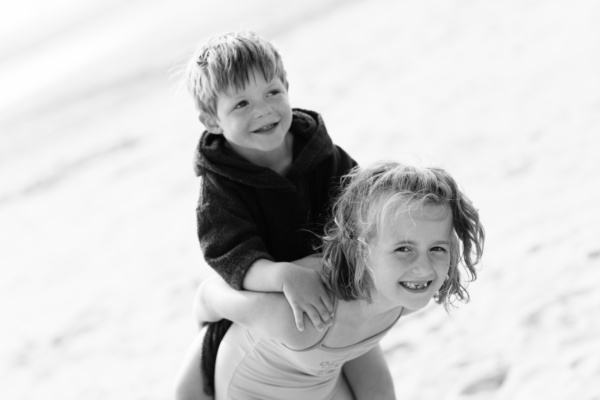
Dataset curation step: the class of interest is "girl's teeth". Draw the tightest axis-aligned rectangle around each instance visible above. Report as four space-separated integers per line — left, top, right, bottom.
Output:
401 281 431 290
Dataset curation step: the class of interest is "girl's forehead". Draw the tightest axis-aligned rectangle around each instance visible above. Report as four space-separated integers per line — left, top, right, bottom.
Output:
377 198 450 221
377 202 452 236
409 203 451 220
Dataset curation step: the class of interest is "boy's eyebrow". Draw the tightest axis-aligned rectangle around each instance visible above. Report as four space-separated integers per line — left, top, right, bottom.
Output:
224 79 282 99
222 88 245 98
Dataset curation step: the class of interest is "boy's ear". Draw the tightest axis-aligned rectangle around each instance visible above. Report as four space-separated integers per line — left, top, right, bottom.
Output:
199 113 223 134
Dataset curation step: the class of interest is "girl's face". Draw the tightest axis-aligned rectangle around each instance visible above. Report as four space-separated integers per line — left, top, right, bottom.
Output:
367 202 453 311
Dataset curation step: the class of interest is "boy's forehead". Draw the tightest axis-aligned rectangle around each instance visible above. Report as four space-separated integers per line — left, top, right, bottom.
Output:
220 85 244 98
222 69 262 93
221 68 281 96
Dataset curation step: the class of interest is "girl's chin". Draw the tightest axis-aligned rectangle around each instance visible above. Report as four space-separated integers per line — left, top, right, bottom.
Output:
396 284 438 309
401 299 434 313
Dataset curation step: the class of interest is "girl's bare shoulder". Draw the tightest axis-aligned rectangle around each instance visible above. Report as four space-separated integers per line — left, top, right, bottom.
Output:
237 294 327 350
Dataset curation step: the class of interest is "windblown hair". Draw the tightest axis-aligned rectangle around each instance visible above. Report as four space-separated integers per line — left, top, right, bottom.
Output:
320 161 485 310
184 31 288 117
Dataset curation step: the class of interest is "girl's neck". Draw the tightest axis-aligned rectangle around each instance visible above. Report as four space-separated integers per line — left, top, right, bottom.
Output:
338 298 401 326
341 294 418 325
322 300 402 348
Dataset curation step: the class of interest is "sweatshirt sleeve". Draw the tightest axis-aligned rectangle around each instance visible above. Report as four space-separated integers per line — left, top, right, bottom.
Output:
197 175 274 290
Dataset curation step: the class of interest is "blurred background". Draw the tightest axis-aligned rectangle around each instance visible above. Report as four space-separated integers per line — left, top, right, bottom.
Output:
1 0 599 399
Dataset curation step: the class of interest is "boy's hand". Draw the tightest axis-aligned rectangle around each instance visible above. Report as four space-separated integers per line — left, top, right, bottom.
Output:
281 266 335 332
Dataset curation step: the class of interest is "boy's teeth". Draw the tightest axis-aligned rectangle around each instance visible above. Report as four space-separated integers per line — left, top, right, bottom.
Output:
254 123 275 132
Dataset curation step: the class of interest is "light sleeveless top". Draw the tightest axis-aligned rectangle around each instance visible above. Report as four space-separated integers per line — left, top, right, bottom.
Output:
214 301 404 400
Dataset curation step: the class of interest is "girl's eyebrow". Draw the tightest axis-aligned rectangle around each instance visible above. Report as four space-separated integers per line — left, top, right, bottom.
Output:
392 239 451 246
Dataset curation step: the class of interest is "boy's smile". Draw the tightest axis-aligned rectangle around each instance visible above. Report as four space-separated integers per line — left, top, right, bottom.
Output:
203 70 293 169
252 122 278 133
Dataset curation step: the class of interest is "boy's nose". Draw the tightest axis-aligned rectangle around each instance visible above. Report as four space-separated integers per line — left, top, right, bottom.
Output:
253 101 272 118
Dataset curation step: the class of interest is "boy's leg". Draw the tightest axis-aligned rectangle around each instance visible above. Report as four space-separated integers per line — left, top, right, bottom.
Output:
174 327 213 400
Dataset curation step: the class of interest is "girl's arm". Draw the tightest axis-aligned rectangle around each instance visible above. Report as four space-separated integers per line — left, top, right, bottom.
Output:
342 345 396 400
195 274 324 350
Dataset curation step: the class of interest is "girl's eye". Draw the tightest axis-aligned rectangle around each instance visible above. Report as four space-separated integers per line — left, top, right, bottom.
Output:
395 246 411 253
430 246 447 253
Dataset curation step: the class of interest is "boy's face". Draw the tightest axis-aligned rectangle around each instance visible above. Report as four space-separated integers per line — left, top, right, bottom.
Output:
202 70 293 163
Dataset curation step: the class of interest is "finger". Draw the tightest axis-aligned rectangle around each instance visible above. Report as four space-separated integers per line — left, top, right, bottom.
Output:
318 274 335 313
306 308 325 331
321 293 335 315
314 304 333 327
292 306 304 332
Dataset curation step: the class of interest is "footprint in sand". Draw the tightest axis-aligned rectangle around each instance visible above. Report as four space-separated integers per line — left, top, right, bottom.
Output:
460 368 508 395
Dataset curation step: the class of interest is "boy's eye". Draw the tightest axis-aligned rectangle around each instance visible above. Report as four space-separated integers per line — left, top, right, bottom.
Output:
234 100 248 109
395 246 411 253
268 89 281 96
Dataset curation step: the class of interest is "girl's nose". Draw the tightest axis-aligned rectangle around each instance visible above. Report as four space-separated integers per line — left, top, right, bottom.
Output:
410 257 433 276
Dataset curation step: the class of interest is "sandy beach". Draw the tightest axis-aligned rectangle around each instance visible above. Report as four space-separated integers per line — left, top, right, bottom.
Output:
1 0 599 399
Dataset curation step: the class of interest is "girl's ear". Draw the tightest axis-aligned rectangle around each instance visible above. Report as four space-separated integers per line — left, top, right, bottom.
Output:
199 113 223 134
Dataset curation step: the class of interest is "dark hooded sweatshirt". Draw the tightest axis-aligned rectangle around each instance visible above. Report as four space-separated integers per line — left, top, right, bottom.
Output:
194 109 357 395
194 108 357 289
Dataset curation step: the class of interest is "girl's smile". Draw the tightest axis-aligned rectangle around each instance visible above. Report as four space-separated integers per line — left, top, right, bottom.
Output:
398 279 433 292
368 203 453 311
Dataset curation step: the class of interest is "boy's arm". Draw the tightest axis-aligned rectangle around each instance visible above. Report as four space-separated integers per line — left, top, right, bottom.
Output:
199 179 333 330
243 258 334 332
342 345 396 400
197 178 273 290
195 275 323 349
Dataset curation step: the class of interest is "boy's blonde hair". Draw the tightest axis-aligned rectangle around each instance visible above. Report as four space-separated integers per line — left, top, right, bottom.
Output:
320 161 485 310
184 31 289 118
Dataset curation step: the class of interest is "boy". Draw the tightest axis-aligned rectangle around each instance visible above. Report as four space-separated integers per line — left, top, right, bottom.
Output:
175 31 393 399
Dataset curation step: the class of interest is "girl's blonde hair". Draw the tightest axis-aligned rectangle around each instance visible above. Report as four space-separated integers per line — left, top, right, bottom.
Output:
320 161 485 309
184 31 288 118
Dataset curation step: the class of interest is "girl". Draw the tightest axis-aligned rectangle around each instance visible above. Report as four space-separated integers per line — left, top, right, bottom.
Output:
194 161 485 399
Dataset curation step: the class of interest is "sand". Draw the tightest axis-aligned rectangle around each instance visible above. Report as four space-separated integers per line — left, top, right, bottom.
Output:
1 0 599 399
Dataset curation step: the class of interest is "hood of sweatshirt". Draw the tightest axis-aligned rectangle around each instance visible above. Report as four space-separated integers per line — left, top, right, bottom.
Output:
193 108 334 190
